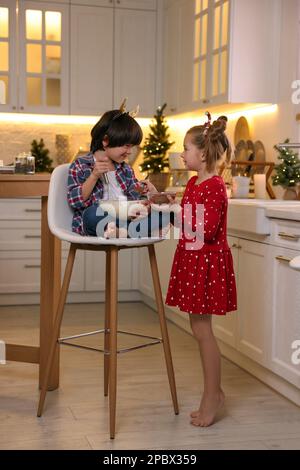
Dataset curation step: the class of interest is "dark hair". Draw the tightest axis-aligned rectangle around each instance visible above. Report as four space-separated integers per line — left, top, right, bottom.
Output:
187 115 232 172
90 110 143 153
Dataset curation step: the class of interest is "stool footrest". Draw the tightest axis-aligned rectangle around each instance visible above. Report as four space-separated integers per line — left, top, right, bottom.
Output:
58 329 163 355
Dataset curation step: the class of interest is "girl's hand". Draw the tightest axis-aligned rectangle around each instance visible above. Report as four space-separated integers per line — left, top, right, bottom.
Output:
136 180 158 194
92 157 110 179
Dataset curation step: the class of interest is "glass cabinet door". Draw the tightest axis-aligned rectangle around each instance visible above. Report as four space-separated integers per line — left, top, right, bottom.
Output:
210 0 230 101
193 0 230 106
193 0 209 104
0 1 17 111
18 1 69 114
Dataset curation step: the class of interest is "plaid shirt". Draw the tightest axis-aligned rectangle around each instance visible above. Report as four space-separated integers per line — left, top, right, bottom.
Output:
67 153 142 235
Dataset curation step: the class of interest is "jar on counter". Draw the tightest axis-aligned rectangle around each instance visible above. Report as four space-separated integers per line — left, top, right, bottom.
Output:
15 153 28 173
26 154 35 174
15 152 35 174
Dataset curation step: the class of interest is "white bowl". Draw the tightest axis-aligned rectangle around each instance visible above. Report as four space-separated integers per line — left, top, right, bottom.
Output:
99 200 150 220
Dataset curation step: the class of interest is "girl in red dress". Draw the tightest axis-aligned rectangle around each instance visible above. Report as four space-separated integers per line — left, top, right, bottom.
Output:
166 113 237 427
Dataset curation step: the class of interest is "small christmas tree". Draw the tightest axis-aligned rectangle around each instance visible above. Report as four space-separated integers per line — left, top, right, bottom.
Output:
140 103 174 175
272 139 300 188
30 139 53 173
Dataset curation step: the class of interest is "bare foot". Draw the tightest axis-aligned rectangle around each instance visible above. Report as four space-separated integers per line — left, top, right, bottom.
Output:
104 222 128 239
190 390 225 426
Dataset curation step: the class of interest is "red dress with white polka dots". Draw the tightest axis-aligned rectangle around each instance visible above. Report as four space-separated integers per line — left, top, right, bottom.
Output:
166 175 237 315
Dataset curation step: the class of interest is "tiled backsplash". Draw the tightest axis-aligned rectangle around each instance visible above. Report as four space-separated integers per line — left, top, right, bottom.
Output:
0 102 297 202
0 121 92 166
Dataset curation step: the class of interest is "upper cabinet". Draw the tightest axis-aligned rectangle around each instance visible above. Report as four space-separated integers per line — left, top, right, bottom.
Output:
70 0 158 116
0 1 17 111
0 0 158 116
0 0 69 114
19 1 69 114
70 4 114 115
113 7 156 114
164 0 281 115
111 0 156 9
70 0 156 8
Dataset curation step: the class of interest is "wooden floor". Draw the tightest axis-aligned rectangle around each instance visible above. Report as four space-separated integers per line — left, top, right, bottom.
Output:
0 302 300 450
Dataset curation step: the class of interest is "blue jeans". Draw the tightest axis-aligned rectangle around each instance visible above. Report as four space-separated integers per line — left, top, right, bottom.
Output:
82 205 172 238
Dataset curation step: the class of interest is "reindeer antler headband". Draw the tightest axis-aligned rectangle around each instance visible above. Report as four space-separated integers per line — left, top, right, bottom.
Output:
119 97 140 118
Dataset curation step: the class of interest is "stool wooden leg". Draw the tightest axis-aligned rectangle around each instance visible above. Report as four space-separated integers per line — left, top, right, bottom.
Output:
109 247 118 439
148 244 179 415
37 244 76 417
104 249 111 397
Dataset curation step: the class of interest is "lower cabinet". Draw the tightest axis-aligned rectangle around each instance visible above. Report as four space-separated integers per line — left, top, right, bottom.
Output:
212 235 239 348
0 249 85 294
213 232 300 392
138 237 178 300
235 238 271 366
213 236 271 367
269 246 300 388
84 248 134 291
0 199 136 301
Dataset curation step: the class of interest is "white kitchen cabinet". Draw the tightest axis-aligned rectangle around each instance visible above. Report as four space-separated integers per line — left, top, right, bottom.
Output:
70 1 157 116
138 235 178 301
162 0 179 114
115 0 156 10
164 0 281 114
0 199 134 302
0 0 17 111
113 8 156 115
212 235 238 348
85 249 134 291
70 0 113 6
0 0 69 114
163 0 195 114
138 246 153 298
269 246 300 388
0 249 84 294
215 234 270 366
70 4 114 115
235 238 270 366
70 0 156 8
32 0 70 3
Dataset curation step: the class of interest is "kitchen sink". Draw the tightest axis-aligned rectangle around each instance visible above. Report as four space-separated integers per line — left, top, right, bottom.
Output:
227 199 300 234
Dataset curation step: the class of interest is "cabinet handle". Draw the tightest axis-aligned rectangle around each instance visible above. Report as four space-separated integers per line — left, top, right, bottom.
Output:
25 209 41 213
278 232 300 241
24 235 41 239
170 107 177 112
12 106 16 110
275 255 293 263
231 243 241 249
20 106 24 110
24 264 41 269
202 99 210 104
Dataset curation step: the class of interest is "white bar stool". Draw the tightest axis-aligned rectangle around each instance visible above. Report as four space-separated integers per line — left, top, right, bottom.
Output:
37 164 179 439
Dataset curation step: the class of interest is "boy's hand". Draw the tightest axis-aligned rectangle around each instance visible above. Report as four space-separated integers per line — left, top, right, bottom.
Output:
92 157 110 179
